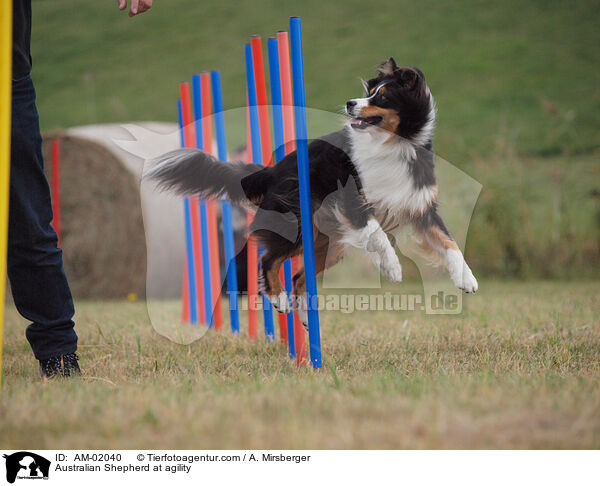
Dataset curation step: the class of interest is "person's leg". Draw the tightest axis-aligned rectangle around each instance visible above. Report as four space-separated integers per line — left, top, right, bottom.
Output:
9 75 78 370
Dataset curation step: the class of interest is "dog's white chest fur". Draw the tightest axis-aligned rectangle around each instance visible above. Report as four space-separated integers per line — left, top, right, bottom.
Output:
349 129 436 225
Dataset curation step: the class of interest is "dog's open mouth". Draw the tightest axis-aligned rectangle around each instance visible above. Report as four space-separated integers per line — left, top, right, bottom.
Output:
349 115 383 129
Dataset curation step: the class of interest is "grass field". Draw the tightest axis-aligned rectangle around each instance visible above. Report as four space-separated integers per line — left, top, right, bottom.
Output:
1 281 599 449
11 2 599 450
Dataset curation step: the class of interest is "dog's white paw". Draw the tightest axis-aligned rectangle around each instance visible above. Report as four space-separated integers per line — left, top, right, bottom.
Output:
269 291 291 314
458 267 478 293
447 250 478 293
381 255 403 283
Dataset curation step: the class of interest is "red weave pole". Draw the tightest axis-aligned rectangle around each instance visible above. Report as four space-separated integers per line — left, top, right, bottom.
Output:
200 73 224 329
181 265 190 323
277 31 297 154
278 31 306 365
278 266 288 343
291 257 306 366
189 198 206 323
51 139 61 246
180 83 195 148
250 36 274 166
179 97 191 324
251 36 288 343
246 100 259 339
180 82 206 324
247 237 259 338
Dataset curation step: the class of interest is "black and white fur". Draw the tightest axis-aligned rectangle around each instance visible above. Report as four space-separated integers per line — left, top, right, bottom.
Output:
145 58 477 326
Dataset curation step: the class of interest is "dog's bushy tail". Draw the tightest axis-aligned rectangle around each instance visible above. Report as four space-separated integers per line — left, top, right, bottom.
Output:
145 148 271 204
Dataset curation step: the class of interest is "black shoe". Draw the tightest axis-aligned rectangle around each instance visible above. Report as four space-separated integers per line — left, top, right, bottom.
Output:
62 353 81 377
39 352 81 378
39 356 63 378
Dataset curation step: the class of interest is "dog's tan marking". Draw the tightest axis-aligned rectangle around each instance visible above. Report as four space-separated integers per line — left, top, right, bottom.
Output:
357 105 400 134
427 226 459 251
414 224 459 263
263 255 287 297
292 232 340 297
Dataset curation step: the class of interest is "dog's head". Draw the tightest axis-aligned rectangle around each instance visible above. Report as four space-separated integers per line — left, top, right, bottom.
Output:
345 58 435 145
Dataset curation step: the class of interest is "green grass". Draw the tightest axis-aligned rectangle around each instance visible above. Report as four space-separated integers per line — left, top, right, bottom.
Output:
31 0 600 162
465 154 600 278
1 281 599 448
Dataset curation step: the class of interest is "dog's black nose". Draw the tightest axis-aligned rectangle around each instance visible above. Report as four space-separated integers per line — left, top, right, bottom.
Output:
346 100 356 111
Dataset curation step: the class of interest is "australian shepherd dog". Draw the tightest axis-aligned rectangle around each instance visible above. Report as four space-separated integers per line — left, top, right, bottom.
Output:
146 58 478 325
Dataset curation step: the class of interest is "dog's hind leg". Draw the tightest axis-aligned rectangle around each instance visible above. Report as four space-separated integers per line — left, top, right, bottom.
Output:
291 265 309 330
292 233 343 329
260 249 295 314
252 197 301 314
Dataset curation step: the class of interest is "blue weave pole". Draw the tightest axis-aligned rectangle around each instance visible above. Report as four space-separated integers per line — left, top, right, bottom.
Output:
289 17 322 368
210 70 241 334
178 100 198 325
244 43 275 342
267 37 295 359
191 74 214 327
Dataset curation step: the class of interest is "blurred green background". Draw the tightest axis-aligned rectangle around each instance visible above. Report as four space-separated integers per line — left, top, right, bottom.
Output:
31 0 599 278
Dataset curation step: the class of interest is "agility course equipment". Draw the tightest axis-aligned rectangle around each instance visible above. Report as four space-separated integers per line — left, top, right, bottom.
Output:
245 40 276 342
276 30 307 366
176 17 321 367
0 0 13 385
289 17 322 368
198 73 224 330
211 71 241 334
251 36 289 344
268 34 307 365
267 36 294 356
178 75 241 331
178 91 202 326
245 101 260 340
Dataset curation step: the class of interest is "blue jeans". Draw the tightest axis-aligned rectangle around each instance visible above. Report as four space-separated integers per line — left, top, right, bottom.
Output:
9 75 77 360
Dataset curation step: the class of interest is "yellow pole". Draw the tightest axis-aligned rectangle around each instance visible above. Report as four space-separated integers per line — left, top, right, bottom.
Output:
0 0 13 387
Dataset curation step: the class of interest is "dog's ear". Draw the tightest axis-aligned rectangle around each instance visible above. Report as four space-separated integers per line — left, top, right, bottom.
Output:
412 66 425 80
396 67 419 89
378 57 398 76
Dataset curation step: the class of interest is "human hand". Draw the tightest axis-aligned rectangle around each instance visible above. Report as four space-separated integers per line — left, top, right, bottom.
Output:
118 0 153 17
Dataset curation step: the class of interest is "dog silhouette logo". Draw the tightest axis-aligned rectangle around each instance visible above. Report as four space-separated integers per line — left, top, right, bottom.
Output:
3 452 51 483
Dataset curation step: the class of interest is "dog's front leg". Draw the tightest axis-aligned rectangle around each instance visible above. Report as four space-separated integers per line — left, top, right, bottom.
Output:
333 175 402 282
413 207 478 293
343 218 403 283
